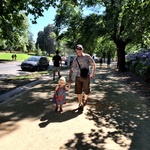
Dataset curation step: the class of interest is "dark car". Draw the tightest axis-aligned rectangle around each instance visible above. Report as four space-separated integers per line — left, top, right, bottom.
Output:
21 56 49 71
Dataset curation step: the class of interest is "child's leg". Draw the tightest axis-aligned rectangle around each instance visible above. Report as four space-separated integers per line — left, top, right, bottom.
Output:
59 105 63 112
55 104 58 112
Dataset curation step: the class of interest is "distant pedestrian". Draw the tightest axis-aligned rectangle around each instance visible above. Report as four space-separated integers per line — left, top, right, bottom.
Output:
99 57 103 68
52 77 71 112
14 54 17 60
11 54 14 61
107 55 111 68
52 50 62 81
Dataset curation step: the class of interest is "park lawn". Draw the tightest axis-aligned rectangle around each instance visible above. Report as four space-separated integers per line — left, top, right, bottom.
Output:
0 53 52 61
0 53 31 61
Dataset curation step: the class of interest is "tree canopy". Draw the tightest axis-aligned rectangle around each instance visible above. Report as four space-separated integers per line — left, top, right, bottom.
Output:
1 0 150 71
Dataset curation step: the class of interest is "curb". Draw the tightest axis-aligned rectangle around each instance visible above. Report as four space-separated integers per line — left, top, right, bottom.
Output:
0 76 51 104
0 69 69 105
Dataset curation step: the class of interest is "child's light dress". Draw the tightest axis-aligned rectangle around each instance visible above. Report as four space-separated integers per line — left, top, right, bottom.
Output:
52 85 66 105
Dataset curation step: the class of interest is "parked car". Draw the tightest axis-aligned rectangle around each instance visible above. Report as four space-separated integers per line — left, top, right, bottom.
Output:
21 56 49 71
65 55 76 66
92 56 99 63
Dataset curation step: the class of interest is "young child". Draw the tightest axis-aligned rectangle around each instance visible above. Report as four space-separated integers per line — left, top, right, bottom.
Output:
52 76 70 112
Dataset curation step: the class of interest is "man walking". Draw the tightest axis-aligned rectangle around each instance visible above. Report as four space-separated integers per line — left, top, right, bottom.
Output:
52 50 62 81
69 44 96 111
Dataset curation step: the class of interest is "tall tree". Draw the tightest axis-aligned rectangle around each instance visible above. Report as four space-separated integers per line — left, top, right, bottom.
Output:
36 24 56 55
0 12 29 52
54 0 83 50
82 0 150 71
1 0 150 71
54 0 150 71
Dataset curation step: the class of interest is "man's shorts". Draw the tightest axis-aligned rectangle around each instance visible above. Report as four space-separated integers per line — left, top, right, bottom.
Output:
53 66 60 72
75 76 90 94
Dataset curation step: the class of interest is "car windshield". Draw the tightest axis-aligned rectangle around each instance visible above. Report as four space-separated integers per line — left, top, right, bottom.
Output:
27 57 40 61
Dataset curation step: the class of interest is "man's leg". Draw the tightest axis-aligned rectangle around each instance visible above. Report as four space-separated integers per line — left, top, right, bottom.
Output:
58 70 61 78
53 70 55 80
77 94 82 106
83 77 90 106
83 94 88 106
57 68 61 78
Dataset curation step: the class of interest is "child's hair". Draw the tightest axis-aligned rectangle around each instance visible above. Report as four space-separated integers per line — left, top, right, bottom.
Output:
58 76 66 85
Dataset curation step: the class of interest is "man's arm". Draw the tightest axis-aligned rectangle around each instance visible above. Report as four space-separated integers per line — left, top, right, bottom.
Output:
69 67 74 83
90 61 96 78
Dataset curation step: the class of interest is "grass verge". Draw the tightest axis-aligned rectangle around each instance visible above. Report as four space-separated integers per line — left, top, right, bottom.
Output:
0 66 70 95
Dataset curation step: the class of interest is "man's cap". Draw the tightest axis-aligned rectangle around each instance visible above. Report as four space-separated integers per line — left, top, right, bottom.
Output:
76 44 83 49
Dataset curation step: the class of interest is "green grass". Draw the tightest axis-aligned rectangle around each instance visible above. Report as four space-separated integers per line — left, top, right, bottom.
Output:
0 52 52 61
0 52 31 61
10 71 50 80
8 66 69 80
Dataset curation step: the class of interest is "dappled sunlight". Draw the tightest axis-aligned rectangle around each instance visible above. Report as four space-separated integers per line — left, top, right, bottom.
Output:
0 80 82 136
60 66 150 149
0 119 19 138
0 65 150 149
60 98 149 149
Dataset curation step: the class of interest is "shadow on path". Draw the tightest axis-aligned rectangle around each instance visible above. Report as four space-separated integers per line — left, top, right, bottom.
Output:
39 108 82 128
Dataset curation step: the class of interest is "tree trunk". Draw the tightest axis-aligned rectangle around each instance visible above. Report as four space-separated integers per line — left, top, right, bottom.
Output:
115 40 127 72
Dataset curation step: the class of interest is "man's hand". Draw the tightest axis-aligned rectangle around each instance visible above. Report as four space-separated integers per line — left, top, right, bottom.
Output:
90 73 95 79
69 78 73 84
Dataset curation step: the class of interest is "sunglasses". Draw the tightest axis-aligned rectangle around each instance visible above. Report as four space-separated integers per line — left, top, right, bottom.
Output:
76 47 82 50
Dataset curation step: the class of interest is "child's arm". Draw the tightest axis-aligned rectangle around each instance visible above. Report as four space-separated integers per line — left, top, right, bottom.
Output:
54 85 59 95
65 83 71 91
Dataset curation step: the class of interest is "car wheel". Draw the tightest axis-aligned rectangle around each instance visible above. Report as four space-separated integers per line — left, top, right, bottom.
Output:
46 65 49 70
21 68 25 71
36 66 40 71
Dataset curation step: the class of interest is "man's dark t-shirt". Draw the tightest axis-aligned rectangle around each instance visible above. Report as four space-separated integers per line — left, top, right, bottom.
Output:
52 55 62 67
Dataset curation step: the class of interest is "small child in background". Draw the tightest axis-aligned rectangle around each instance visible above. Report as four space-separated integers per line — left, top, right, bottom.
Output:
52 76 70 112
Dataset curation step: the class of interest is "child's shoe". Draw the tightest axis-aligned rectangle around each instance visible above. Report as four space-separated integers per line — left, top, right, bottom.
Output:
55 107 58 112
59 108 63 112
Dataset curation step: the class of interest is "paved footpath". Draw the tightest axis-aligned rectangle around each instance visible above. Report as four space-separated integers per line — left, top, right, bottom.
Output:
0 64 150 150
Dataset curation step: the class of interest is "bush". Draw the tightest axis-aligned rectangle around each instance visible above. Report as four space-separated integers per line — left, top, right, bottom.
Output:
126 49 150 82
35 48 42 56
42 51 47 56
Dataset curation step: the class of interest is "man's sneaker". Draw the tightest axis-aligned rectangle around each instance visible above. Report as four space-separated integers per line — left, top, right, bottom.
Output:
78 104 83 111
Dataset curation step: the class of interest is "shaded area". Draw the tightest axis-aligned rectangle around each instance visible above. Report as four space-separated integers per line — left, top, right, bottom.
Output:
39 109 82 128
0 78 39 95
0 65 150 149
60 68 150 150
0 79 78 137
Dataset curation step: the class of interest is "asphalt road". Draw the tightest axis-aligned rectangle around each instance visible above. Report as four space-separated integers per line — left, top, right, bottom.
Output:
0 61 66 79
0 59 102 80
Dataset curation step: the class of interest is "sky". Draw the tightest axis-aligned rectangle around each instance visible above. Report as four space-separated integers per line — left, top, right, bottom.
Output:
28 7 56 42
28 6 105 42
